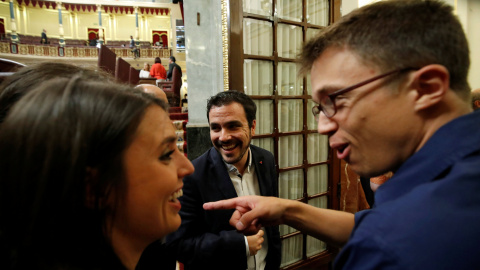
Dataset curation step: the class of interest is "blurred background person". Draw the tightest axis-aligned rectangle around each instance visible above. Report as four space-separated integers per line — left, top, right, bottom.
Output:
150 57 167 83
130 35 139 59
136 83 168 103
40 29 48 44
140 63 152 78
167 56 182 81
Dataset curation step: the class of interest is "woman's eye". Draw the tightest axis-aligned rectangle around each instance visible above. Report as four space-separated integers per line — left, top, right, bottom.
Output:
159 150 175 161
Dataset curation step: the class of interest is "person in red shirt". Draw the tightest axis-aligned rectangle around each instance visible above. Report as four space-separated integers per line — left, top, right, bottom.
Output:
150 57 167 81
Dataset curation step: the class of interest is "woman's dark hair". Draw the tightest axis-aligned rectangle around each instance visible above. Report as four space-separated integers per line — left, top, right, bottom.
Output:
154 57 161 64
0 62 113 124
0 76 167 269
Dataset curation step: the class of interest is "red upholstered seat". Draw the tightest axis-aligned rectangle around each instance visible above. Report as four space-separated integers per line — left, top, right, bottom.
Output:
157 66 181 107
98 45 116 76
169 112 188 121
129 66 139 85
115 57 130 84
169 107 182 113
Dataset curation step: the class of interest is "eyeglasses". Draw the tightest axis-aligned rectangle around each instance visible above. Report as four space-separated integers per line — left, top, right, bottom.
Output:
312 68 416 120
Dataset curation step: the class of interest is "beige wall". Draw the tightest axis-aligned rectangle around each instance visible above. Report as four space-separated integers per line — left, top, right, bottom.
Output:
341 0 479 91
466 0 480 89
0 2 14 33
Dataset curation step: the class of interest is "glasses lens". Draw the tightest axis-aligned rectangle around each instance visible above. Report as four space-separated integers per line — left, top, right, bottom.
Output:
321 96 335 118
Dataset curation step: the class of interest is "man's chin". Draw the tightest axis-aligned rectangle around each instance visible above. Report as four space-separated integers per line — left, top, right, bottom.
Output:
222 155 241 165
214 145 248 165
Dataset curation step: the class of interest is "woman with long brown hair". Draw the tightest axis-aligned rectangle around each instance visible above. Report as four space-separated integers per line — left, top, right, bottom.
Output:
0 77 193 269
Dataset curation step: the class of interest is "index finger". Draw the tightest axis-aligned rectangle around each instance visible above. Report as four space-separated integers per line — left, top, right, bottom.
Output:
203 197 241 210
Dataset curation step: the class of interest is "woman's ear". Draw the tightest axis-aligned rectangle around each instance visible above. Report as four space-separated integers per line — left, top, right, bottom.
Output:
85 167 99 209
410 64 450 111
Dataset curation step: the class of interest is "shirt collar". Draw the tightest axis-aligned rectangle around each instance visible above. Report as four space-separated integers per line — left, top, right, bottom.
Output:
225 147 252 176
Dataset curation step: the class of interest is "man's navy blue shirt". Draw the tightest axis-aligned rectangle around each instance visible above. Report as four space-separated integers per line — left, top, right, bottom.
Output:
335 110 480 269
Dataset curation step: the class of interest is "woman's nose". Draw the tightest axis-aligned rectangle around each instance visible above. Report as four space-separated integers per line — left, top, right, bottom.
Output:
177 152 194 178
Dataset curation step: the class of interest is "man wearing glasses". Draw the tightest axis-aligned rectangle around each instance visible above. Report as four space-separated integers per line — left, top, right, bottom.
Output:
204 1 480 269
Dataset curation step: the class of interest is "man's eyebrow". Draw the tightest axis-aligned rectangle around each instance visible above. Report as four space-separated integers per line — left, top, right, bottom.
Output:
312 86 339 99
209 120 243 128
318 85 344 95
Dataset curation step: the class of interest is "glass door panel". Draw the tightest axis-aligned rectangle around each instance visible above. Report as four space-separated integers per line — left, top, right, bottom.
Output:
307 236 327 257
277 23 302 58
243 18 273 56
309 195 328 208
278 99 303 132
306 0 329 26
278 135 303 168
278 62 303 95
307 133 329 163
277 0 303 22
251 137 274 153
253 100 274 134
306 28 321 42
307 164 329 195
279 169 304 200
281 234 303 267
243 60 273 95
243 0 272 16
280 224 298 236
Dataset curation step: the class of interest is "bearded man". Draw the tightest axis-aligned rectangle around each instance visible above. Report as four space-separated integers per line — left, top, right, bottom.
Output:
165 90 281 270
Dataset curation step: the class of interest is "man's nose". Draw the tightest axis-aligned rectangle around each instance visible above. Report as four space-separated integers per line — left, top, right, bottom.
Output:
219 129 232 141
317 112 338 135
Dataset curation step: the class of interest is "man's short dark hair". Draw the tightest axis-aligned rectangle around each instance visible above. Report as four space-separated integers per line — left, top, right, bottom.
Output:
170 56 176 62
300 0 470 100
206 90 256 128
154 57 161 64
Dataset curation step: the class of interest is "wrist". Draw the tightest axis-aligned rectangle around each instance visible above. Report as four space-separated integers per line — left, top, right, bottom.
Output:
282 198 302 226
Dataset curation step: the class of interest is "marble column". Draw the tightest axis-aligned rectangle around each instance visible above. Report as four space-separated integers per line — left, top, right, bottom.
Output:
9 0 19 43
134 7 139 45
183 0 225 159
97 4 103 45
57 2 65 47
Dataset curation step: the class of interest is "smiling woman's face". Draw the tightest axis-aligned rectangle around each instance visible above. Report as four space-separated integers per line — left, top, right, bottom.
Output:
109 105 194 251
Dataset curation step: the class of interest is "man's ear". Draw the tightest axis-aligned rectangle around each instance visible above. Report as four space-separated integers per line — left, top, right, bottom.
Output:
251 119 256 137
410 64 450 111
85 167 99 209
475 100 480 110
